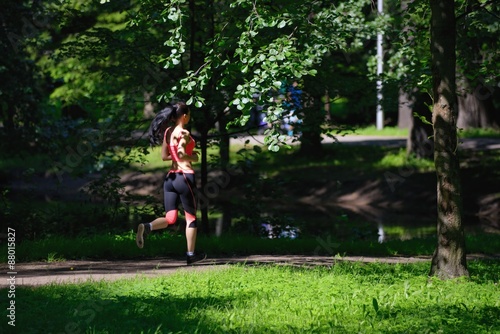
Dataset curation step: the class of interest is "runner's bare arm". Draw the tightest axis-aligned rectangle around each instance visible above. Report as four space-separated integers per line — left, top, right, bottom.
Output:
177 132 198 162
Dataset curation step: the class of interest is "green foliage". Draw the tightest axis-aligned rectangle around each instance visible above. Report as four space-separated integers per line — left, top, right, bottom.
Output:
383 0 500 97
131 0 379 151
0 1 45 147
3 261 499 333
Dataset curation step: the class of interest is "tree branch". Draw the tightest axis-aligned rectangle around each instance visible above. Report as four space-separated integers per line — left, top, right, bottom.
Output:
456 0 497 21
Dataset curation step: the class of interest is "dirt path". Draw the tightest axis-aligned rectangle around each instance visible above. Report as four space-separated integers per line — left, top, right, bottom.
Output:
2 254 497 287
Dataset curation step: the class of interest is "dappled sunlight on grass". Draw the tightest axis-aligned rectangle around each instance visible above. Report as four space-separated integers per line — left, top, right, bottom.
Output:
349 125 409 137
7 261 499 333
459 127 500 139
374 148 435 171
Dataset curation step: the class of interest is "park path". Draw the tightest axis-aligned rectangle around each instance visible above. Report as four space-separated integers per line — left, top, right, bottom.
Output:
231 134 500 150
2 254 497 287
2 255 424 287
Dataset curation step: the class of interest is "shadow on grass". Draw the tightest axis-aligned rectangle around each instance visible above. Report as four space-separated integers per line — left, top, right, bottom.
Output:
6 281 307 333
5 262 499 334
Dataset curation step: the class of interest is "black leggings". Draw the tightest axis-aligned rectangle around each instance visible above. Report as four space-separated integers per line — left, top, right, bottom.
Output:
163 172 197 227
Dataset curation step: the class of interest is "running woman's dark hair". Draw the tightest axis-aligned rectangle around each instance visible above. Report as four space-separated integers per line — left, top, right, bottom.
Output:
148 102 190 146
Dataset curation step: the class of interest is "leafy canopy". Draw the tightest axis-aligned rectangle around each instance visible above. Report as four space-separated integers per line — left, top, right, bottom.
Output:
102 0 376 151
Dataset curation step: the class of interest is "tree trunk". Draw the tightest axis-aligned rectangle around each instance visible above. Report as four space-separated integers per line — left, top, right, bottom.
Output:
189 0 214 234
198 123 210 234
397 89 413 129
407 92 434 159
218 114 230 169
299 92 324 158
429 0 468 279
457 89 499 130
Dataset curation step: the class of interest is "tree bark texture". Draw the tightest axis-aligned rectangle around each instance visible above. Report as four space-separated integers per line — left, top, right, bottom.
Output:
407 92 434 159
299 92 324 158
457 90 500 130
429 0 469 279
398 89 413 129
189 0 214 234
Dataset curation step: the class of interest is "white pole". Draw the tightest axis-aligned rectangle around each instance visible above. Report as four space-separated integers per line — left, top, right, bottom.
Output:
376 0 384 130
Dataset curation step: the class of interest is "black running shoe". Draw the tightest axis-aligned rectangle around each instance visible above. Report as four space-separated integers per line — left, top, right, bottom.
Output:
135 223 150 249
186 252 207 265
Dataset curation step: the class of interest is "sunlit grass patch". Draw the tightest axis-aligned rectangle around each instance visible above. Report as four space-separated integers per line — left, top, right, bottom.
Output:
7 261 499 333
351 125 409 137
459 127 500 138
374 148 435 171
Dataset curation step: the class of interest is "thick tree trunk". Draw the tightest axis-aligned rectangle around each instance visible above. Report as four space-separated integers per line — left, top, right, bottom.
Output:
429 0 468 279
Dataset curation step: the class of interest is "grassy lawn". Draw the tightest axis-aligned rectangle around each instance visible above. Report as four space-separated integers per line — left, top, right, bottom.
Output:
346 125 500 138
347 125 409 137
2 261 499 333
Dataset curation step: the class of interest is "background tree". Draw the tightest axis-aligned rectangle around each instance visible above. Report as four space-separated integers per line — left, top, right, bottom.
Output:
429 0 468 279
385 0 499 157
455 0 500 130
0 1 44 147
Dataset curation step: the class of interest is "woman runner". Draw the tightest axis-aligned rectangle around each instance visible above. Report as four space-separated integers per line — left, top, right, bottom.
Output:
136 102 206 265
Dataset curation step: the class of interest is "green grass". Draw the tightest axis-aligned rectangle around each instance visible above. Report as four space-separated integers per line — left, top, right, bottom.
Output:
344 125 500 139
2 261 499 333
350 125 409 137
374 148 435 171
459 127 500 138
2 232 499 263
258 143 435 176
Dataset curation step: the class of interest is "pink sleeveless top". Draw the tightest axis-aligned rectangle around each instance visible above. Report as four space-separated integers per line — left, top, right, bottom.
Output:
164 128 195 162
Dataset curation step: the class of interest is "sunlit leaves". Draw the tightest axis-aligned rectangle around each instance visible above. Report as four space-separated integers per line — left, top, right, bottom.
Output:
148 0 375 149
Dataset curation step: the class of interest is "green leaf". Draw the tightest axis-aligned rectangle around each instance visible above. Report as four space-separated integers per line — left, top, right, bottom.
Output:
372 298 379 313
269 144 280 152
413 112 433 126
